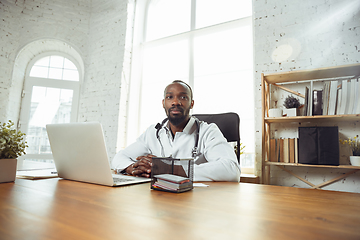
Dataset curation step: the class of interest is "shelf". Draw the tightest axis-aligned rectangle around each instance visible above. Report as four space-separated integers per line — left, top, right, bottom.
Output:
266 162 360 190
264 114 360 123
263 63 360 84
261 63 360 189
265 161 360 170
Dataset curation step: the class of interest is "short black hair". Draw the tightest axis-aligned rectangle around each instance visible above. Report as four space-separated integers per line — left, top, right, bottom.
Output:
165 80 193 101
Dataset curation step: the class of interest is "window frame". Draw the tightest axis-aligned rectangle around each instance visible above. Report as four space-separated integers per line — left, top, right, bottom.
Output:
127 0 254 173
18 51 81 160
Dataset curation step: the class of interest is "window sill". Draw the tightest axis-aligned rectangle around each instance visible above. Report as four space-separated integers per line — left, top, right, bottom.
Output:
240 173 260 184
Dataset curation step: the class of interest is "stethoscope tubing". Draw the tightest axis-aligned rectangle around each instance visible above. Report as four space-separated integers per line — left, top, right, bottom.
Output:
155 117 200 158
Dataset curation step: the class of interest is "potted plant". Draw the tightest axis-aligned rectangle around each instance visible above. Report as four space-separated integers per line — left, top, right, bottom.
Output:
283 95 301 117
340 136 360 166
268 100 283 118
234 143 245 156
0 120 28 183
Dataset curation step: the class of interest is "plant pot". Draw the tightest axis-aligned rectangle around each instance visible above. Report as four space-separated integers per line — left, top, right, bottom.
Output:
283 108 298 117
0 159 17 183
268 108 283 118
350 156 360 167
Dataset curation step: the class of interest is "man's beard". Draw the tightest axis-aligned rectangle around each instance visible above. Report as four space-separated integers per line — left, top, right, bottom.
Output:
167 107 191 126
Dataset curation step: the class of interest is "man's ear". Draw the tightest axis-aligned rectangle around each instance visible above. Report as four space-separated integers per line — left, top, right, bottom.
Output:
162 99 165 108
190 100 194 109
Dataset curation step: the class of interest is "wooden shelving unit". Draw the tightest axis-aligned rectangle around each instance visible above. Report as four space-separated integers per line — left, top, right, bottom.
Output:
261 63 360 189
265 114 360 123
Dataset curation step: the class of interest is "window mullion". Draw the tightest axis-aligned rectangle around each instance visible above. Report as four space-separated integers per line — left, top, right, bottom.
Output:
189 0 196 91
191 0 196 30
189 36 194 90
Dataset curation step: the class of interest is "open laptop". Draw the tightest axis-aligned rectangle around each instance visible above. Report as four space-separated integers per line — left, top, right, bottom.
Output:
46 122 151 187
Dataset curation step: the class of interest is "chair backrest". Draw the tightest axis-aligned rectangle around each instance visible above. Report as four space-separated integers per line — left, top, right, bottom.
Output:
192 112 240 163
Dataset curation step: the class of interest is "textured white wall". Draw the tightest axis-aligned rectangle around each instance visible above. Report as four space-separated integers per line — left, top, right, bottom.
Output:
0 0 129 160
253 0 360 192
0 0 90 123
78 0 129 158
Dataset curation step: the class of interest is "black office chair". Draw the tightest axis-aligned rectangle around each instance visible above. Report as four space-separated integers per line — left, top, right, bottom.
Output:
192 112 240 163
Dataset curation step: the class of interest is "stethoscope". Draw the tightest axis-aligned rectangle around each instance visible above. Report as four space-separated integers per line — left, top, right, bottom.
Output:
155 117 200 158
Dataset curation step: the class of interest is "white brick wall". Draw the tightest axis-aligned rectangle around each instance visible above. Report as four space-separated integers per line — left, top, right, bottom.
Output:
254 0 360 192
0 1 21 122
78 0 129 159
0 0 129 161
0 0 90 123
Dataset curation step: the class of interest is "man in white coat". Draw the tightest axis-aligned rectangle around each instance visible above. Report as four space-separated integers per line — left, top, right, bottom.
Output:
111 80 241 182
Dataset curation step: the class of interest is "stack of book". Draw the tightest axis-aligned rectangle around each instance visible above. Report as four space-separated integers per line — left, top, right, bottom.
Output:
304 78 360 116
152 174 193 193
269 138 299 163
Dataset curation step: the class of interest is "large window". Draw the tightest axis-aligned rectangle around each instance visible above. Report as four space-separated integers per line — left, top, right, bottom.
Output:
18 53 80 162
128 0 254 172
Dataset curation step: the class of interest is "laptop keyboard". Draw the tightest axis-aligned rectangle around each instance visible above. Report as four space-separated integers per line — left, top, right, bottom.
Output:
113 177 134 183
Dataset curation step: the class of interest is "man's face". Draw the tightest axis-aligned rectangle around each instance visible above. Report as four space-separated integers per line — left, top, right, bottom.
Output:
162 83 194 126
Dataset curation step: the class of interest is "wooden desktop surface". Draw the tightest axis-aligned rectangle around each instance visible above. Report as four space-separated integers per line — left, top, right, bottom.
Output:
1 179 360 240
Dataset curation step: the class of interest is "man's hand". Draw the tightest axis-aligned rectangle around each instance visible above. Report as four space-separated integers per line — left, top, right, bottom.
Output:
126 154 156 178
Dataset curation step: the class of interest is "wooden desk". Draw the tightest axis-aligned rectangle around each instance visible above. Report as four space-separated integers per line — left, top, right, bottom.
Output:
1 179 360 240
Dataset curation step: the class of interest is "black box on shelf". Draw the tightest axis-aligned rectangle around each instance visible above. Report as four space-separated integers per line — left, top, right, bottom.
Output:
298 126 339 165
151 157 194 193
312 90 323 115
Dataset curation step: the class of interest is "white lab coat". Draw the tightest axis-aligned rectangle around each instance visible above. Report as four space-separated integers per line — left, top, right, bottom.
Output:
111 117 241 182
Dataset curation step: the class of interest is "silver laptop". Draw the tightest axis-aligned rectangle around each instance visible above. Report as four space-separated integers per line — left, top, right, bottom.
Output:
46 122 151 187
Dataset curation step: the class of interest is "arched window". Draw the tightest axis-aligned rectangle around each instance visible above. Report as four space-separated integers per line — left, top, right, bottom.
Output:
128 0 254 172
29 55 79 81
18 53 81 162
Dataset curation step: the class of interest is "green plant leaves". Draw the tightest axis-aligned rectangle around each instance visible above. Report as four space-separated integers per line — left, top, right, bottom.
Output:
283 95 300 109
0 120 28 159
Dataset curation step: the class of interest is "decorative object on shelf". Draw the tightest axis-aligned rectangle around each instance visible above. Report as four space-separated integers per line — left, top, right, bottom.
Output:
350 156 360 166
0 120 28 183
268 108 283 118
299 126 339 166
312 90 323 115
340 136 360 166
283 95 301 117
283 108 297 117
